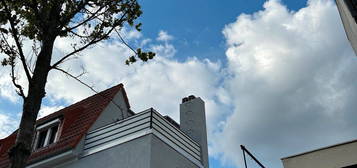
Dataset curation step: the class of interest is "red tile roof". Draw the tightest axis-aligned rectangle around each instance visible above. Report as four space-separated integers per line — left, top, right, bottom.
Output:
0 84 129 167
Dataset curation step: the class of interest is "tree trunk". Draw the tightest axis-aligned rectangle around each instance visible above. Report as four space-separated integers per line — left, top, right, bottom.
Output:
8 37 56 168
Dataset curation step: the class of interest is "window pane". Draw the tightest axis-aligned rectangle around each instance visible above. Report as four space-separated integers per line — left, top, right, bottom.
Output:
37 130 47 149
48 125 58 144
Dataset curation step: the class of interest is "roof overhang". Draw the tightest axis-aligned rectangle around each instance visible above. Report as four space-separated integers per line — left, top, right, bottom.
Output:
336 0 357 56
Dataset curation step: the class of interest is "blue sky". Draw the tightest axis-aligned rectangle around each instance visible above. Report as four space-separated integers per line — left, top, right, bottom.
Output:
1 0 357 168
138 0 307 62
137 2 316 167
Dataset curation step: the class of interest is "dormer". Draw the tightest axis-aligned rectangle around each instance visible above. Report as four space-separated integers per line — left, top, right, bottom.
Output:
34 118 61 150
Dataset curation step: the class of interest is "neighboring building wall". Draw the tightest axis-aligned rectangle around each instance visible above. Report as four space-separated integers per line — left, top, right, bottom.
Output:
282 140 357 168
150 135 199 168
336 0 357 55
89 90 131 131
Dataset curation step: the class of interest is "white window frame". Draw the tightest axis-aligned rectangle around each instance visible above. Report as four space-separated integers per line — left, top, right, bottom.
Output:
34 118 61 150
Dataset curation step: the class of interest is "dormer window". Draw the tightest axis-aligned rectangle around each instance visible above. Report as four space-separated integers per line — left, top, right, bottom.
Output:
35 118 61 149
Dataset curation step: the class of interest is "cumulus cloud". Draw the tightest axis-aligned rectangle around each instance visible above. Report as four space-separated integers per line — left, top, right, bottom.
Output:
0 28 226 149
157 30 174 41
1 1 357 168
41 30 228 155
0 113 18 138
0 73 18 103
211 0 357 167
151 31 176 57
123 57 224 123
43 29 226 134
150 43 176 58
38 105 65 119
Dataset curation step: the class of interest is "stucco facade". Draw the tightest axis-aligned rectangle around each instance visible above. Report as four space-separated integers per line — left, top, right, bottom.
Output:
56 134 199 168
281 139 357 168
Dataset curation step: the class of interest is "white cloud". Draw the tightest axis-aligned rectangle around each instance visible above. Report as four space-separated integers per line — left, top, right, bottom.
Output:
123 57 224 122
0 38 42 102
44 31 225 132
211 0 357 167
38 105 65 119
157 30 174 41
0 113 18 138
50 32 224 120
150 43 176 58
41 30 227 151
126 29 142 40
0 73 19 103
1 2 357 168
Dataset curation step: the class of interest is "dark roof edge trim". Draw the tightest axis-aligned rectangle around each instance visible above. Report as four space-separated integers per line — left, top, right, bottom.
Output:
281 138 357 160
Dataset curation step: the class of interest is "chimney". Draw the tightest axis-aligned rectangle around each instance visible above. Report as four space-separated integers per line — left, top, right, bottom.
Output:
180 95 209 168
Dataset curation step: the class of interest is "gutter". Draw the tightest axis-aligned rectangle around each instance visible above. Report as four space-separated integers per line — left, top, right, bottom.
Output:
26 150 77 168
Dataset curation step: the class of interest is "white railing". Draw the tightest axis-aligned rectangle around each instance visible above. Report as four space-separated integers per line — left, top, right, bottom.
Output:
82 109 202 167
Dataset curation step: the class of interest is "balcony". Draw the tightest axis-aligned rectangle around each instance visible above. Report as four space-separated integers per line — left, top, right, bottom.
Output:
82 108 202 167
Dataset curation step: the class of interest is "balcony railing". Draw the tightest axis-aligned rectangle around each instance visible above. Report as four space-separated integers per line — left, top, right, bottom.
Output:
82 108 202 167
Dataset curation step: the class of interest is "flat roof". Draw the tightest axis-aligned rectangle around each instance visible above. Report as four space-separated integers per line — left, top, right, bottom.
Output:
281 138 357 160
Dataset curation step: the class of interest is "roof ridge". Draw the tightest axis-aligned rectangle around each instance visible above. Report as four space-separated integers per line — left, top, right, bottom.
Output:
37 83 124 122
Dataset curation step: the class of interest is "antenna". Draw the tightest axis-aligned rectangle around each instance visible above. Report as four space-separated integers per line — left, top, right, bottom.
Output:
240 145 267 168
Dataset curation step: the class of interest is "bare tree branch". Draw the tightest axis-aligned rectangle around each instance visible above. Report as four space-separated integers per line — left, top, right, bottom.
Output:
58 0 90 31
64 5 105 32
51 11 129 69
53 66 95 92
53 66 124 118
51 36 103 69
114 28 137 55
67 28 91 38
1 31 26 98
10 62 26 99
1 0 32 81
28 41 40 73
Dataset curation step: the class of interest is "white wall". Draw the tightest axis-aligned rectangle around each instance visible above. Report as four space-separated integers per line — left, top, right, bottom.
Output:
55 134 200 168
89 90 131 131
282 140 357 168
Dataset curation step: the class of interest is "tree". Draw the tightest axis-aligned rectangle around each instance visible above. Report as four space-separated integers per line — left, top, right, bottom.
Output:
0 1 155 167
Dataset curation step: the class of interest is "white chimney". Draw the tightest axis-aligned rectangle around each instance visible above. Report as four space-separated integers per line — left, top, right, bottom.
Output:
180 95 209 168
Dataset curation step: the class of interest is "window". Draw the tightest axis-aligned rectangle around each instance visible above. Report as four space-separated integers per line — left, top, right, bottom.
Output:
35 119 60 149
345 0 357 23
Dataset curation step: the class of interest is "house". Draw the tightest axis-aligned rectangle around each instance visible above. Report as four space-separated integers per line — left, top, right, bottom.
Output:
0 84 209 168
281 139 357 168
336 0 357 55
